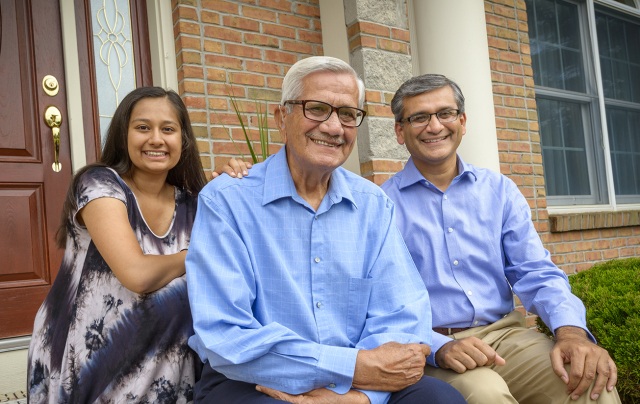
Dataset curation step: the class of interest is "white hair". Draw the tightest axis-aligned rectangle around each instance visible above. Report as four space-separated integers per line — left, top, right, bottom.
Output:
280 56 365 108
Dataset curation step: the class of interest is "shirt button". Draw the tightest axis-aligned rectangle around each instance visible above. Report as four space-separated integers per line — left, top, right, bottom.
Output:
443 195 448 200
474 320 479 325
314 257 320 263
316 302 323 308
448 227 454 233
453 260 459 266
329 383 336 388
467 291 473 296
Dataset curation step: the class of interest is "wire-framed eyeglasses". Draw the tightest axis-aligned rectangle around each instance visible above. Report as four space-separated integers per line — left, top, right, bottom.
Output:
284 100 367 127
399 109 461 128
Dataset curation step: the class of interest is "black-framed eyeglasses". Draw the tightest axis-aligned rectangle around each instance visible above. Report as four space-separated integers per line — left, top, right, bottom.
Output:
398 109 460 128
284 100 367 127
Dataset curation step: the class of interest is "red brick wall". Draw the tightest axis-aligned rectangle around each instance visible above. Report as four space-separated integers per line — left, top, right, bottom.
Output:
171 0 639 296
484 0 640 324
485 0 640 266
172 0 323 178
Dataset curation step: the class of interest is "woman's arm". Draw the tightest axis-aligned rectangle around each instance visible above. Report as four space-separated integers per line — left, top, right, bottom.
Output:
80 197 186 294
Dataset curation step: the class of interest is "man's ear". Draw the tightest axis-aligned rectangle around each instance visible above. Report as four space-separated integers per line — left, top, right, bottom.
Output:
275 105 285 130
394 122 405 145
459 112 467 136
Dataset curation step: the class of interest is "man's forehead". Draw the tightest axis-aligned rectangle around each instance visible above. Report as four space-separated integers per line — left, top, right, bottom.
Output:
299 73 359 105
405 88 456 108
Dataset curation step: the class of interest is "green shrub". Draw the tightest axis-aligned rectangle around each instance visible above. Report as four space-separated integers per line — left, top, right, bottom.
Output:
536 258 640 404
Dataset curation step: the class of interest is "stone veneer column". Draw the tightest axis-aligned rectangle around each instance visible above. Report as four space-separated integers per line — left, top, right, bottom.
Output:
342 0 414 185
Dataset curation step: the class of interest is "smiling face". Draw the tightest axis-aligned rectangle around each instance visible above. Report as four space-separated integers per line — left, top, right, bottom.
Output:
275 71 359 181
127 97 182 178
395 86 466 175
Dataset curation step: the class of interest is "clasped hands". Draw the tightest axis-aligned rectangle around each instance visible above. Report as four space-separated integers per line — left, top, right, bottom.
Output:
256 341 430 403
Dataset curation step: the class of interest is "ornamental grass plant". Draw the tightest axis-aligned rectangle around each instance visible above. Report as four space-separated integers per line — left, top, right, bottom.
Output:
536 258 640 403
226 86 270 164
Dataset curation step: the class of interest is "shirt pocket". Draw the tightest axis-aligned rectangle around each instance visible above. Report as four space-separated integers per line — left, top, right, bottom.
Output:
346 277 373 344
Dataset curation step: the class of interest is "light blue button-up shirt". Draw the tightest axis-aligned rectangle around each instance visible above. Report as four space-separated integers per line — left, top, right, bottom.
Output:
187 148 431 403
382 156 591 367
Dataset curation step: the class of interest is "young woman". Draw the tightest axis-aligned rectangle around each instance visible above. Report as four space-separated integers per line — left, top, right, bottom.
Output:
28 87 207 403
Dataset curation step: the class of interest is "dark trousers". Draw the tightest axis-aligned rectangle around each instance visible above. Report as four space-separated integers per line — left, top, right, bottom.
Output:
195 364 466 403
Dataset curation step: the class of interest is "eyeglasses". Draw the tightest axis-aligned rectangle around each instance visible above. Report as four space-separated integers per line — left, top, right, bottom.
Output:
399 109 460 128
283 100 367 127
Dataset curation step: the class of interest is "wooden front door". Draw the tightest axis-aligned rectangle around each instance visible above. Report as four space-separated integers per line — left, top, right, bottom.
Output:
0 0 72 338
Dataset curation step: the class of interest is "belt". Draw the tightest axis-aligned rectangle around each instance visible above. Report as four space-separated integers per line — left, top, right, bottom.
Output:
433 327 472 335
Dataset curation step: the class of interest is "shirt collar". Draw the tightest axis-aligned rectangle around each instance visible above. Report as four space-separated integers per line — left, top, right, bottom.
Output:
398 155 477 190
263 147 357 209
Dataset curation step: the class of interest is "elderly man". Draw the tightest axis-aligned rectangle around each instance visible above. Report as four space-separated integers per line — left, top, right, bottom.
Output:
382 73 620 404
186 58 465 404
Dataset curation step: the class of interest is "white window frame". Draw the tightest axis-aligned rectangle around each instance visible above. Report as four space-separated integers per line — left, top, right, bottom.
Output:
528 0 640 213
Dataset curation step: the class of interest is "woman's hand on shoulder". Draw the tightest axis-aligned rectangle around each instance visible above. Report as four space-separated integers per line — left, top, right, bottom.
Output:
211 158 252 179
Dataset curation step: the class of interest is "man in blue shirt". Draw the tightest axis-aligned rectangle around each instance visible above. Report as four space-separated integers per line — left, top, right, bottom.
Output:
383 74 620 404
186 57 465 404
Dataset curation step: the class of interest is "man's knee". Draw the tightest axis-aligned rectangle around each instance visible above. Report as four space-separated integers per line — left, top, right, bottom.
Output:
388 376 466 404
432 367 517 404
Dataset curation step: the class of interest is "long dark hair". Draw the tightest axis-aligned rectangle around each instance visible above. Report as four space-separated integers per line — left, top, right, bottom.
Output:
55 87 207 247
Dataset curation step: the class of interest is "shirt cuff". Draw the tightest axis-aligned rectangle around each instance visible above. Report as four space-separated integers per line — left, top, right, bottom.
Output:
318 345 359 394
358 389 391 404
552 323 596 343
427 332 452 367
547 312 596 343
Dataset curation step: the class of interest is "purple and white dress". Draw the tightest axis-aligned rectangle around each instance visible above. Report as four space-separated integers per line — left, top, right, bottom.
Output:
28 167 198 403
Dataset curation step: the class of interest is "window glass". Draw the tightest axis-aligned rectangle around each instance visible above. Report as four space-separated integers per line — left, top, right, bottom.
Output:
527 0 640 205
607 107 640 195
613 0 637 7
597 5 640 201
538 98 591 196
90 0 136 143
529 0 586 92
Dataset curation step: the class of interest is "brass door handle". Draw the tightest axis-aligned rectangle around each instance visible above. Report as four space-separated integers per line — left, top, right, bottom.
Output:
44 106 62 172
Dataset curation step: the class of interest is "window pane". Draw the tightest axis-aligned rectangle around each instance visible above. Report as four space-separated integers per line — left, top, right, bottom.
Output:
557 0 580 49
534 0 559 44
612 61 631 101
538 98 591 196
542 149 569 195
561 101 586 149
538 98 564 147
630 64 640 104
563 49 586 92
600 57 615 99
612 154 637 194
527 0 586 92
566 151 591 195
596 13 611 58
596 8 640 103
628 24 640 65
607 107 640 196
608 18 628 60
612 0 637 7
539 47 563 88
90 0 136 143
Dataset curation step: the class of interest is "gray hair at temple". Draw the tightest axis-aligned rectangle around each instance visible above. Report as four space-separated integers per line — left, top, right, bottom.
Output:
390 74 466 122
280 56 365 110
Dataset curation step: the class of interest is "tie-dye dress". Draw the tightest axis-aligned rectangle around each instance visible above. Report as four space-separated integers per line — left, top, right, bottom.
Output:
28 167 198 403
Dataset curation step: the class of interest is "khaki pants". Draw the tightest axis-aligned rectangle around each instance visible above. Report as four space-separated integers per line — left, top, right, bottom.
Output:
424 311 621 404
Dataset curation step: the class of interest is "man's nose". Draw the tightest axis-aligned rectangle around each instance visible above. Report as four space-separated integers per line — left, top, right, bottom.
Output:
321 111 345 134
424 115 444 132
